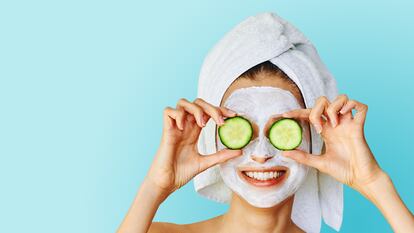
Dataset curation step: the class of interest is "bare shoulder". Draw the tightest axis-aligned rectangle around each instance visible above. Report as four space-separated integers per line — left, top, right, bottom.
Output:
149 215 223 233
148 222 188 233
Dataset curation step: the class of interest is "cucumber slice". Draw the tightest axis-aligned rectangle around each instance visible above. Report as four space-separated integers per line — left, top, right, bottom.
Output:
268 118 302 151
218 116 253 149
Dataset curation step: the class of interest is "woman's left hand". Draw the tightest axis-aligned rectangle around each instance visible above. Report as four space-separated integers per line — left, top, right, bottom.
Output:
280 94 383 194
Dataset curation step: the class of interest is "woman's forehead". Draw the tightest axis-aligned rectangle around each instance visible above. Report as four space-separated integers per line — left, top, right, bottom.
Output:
220 73 304 108
223 86 301 123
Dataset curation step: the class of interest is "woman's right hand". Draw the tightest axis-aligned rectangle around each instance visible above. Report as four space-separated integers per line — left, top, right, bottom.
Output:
280 95 382 194
145 98 242 197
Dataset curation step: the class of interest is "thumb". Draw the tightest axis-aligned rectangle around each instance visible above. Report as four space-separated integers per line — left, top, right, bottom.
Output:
198 149 242 172
281 149 326 172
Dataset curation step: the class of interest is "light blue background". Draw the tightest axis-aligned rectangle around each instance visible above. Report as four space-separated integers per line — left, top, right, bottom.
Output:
0 1 413 232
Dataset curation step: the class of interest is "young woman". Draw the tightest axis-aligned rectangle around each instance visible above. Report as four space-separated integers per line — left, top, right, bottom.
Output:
117 13 414 233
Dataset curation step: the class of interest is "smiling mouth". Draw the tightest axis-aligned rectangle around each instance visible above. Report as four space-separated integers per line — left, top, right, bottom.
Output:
238 166 289 187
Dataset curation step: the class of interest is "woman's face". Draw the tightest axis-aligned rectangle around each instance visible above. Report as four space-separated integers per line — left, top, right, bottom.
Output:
217 75 311 208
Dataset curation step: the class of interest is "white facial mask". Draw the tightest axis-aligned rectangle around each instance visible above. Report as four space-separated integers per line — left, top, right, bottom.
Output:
217 86 311 208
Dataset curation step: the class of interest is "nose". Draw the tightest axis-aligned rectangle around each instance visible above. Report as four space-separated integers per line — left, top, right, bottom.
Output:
250 134 274 163
250 155 272 164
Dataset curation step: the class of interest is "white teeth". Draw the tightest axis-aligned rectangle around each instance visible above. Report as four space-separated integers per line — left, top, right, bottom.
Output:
244 171 285 181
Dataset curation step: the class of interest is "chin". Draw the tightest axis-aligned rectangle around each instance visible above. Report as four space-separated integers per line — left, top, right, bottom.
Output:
244 195 292 208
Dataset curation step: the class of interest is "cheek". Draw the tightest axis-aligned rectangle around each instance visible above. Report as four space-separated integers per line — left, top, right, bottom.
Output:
285 152 310 184
221 149 247 172
219 156 246 187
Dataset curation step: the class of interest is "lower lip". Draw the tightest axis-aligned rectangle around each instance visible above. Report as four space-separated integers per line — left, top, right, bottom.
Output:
238 170 288 187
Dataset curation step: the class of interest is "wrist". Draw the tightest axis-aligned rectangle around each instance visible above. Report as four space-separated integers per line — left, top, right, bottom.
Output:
142 176 173 201
356 169 392 202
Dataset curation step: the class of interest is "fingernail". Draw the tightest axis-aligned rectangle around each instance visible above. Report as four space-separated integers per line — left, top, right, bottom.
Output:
331 119 337 128
219 117 225 125
200 117 206 127
228 109 236 115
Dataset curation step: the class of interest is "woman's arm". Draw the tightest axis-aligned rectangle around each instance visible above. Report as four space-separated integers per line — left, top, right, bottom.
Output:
359 170 414 233
117 98 242 233
117 178 169 233
281 95 414 233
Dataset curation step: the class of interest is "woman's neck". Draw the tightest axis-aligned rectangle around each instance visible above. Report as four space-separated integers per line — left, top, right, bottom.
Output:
218 194 303 233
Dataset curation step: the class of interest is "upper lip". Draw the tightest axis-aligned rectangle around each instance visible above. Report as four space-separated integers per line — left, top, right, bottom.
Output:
238 166 288 173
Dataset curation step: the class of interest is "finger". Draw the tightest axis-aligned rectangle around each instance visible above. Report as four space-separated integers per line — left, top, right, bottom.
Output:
282 108 311 120
175 108 186 130
185 113 197 124
198 149 243 172
185 114 203 144
194 98 226 126
202 114 211 126
281 149 327 172
219 106 237 118
163 107 175 130
309 96 330 134
339 111 353 122
163 107 186 130
339 99 368 125
326 94 348 128
176 98 204 127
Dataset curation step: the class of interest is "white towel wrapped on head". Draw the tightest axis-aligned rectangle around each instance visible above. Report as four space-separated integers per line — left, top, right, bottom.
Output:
194 12 343 233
